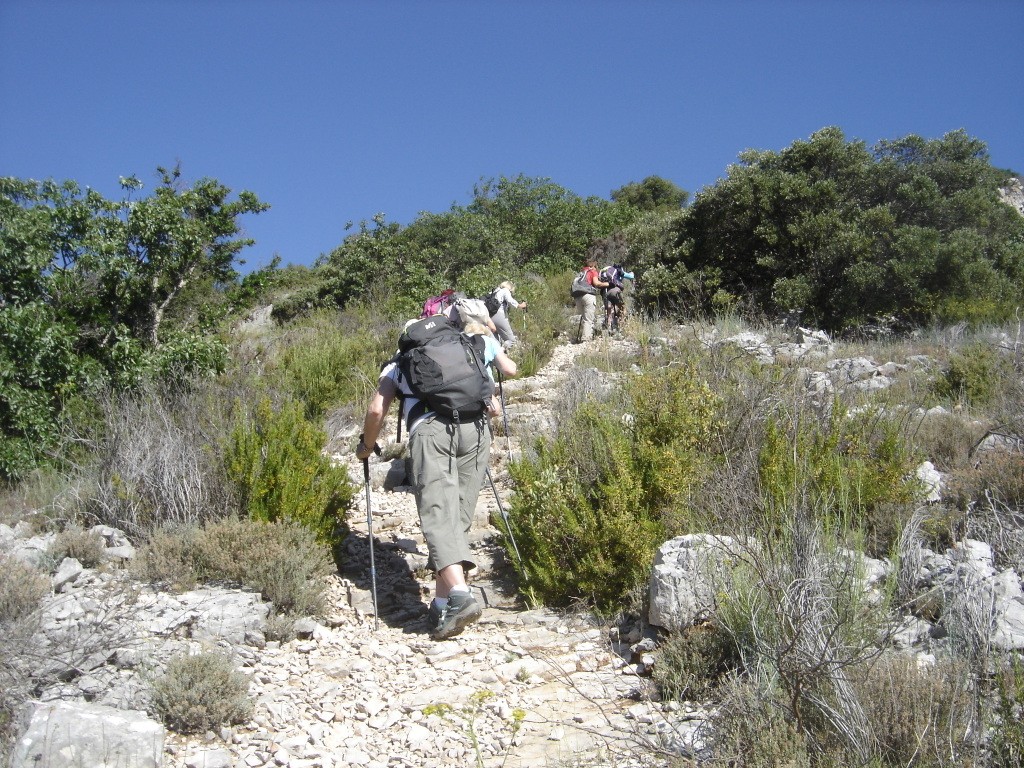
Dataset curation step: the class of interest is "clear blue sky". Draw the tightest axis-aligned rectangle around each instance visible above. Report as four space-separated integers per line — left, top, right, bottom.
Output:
3 1 1022 273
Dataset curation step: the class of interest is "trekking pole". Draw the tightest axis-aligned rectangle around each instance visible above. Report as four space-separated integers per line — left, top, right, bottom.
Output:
361 452 381 631
485 466 523 570
497 369 513 464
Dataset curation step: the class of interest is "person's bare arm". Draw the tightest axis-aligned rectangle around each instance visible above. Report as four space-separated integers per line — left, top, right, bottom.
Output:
494 349 517 378
356 378 397 459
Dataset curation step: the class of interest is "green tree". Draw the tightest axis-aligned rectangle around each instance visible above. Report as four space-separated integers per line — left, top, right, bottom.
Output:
645 128 1024 331
320 175 638 315
0 168 267 480
611 175 689 211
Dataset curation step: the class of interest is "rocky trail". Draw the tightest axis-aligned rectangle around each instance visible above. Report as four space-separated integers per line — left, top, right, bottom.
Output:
10 323 1024 768
158 335 696 768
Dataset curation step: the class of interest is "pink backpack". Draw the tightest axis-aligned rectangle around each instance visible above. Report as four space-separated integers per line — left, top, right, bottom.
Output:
420 289 457 318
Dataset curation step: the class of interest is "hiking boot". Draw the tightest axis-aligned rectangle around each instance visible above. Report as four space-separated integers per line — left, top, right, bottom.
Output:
431 592 482 640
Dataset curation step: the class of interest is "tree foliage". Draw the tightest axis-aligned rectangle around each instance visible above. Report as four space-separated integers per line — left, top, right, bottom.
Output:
611 175 689 211
637 128 1024 331
0 168 266 480
317 175 639 317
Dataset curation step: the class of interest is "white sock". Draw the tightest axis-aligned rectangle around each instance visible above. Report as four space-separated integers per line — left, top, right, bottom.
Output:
448 585 470 597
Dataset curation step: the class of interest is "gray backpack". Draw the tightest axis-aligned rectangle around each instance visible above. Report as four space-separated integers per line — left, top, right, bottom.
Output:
570 269 597 297
396 317 492 423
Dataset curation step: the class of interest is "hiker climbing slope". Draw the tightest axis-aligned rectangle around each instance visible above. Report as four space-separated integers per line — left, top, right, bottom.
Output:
356 317 517 640
570 249 609 343
486 280 527 349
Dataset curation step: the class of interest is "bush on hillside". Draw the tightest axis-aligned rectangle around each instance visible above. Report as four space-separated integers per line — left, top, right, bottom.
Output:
633 128 1024 332
134 516 333 616
758 406 919 555
149 651 252 734
935 342 1018 407
227 397 353 550
507 363 721 610
78 382 238 539
272 311 397 419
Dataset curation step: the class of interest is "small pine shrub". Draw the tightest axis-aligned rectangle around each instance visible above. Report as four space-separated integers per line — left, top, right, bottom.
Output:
626 365 722 530
273 313 395 419
149 651 252 734
227 397 354 549
509 409 662 610
758 406 919 554
507 364 720 610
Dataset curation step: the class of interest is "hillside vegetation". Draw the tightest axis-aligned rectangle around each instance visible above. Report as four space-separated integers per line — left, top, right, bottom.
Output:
2 128 1023 765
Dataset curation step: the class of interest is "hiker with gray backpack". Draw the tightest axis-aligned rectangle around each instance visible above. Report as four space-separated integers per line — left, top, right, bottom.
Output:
356 315 517 640
570 251 610 343
484 280 527 349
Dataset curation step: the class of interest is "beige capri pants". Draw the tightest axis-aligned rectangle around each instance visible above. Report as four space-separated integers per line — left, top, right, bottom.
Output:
408 414 491 573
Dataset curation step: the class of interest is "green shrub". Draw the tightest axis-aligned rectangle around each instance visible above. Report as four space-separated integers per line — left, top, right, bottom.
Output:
935 343 1017 407
758 406 919 554
227 396 354 549
509 409 661 610
149 651 252 734
272 311 395 419
507 364 720 610
626 365 722 531
499 270 568 377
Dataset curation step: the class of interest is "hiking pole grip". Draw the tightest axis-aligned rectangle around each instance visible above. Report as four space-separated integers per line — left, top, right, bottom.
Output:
362 456 380 631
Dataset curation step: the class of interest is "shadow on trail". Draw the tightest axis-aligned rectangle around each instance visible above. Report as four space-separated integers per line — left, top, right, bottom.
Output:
338 526 526 637
337 528 433 635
